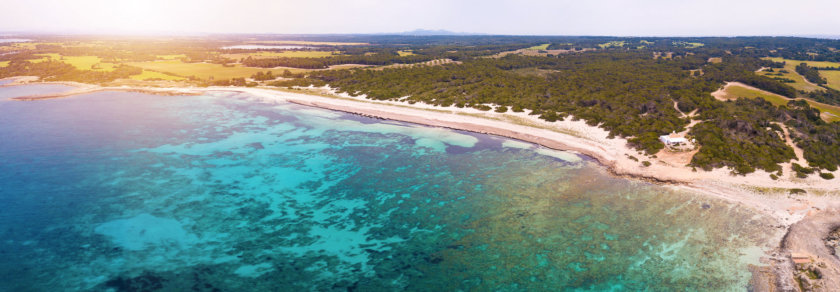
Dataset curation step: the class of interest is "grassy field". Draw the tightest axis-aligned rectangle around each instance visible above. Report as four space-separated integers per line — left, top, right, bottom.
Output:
126 60 309 80
767 57 840 91
129 70 186 81
598 41 625 48
0 61 8 68
759 58 822 92
397 50 416 56
673 41 703 48
526 44 550 50
222 51 339 60
246 40 368 46
820 70 840 91
29 54 116 71
156 54 186 60
723 84 840 122
10 42 64 49
768 57 840 69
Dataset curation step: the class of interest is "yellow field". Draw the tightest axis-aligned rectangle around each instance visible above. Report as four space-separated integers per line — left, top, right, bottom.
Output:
156 54 186 60
246 40 369 46
126 60 309 80
526 44 550 50
0 61 8 67
28 54 116 71
759 58 822 92
598 41 625 48
820 70 840 91
129 70 186 81
768 57 840 69
767 58 840 91
221 51 339 60
397 50 416 56
673 41 703 48
10 42 64 49
723 84 840 122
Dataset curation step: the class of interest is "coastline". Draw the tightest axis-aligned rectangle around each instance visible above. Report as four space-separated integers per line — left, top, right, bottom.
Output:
4 77 840 289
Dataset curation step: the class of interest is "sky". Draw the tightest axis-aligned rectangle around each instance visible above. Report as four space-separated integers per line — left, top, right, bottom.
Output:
1 0 839 36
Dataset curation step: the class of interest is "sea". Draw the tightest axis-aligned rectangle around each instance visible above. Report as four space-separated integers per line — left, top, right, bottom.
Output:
0 85 776 291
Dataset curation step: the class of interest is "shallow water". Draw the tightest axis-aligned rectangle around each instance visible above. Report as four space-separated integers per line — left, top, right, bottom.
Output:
0 83 75 98
0 87 774 291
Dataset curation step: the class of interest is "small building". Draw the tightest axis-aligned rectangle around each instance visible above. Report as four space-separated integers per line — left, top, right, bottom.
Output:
659 132 688 146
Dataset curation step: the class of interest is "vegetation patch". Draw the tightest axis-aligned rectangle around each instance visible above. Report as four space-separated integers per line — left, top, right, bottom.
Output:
222 51 340 60
526 44 550 50
126 60 306 80
598 41 625 49
673 41 703 48
129 70 186 81
721 84 840 122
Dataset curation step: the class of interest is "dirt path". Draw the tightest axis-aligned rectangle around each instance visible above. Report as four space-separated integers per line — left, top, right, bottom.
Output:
773 122 805 164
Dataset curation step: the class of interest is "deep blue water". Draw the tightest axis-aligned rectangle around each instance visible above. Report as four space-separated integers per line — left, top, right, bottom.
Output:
0 87 774 291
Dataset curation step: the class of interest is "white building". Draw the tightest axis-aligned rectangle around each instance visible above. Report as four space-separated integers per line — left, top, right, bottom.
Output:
659 133 688 146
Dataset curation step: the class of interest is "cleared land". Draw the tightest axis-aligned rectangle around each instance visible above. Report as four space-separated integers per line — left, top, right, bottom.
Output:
673 41 703 48
760 58 822 92
397 50 416 56
222 51 340 60
526 44 550 50
129 70 186 81
156 54 186 60
245 40 368 46
126 60 308 80
718 83 840 122
598 41 625 48
768 57 840 91
821 70 840 91
0 61 8 67
29 54 116 71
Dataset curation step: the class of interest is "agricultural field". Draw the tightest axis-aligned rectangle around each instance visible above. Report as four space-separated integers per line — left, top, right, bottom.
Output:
598 41 625 48
156 54 186 60
245 40 369 46
397 50 416 56
9 42 63 49
128 70 186 81
126 60 308 80
722 84 840 122
759 58 822 92
222 51 340 60
28 54 117 71
0 61 8 67
768 57 840 69
820 70 840 91
526 44 550 50
766 57 840 91
673 41 703 48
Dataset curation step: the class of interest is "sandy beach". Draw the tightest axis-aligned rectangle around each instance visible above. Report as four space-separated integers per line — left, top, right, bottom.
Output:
4 77 840 289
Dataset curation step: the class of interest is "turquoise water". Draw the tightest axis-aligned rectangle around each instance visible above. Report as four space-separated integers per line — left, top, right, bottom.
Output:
0 87 775 291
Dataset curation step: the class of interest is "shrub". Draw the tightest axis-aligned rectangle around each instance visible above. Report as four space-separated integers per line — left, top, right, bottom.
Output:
642 161 652 167
789 188 807 195
820 172 835 180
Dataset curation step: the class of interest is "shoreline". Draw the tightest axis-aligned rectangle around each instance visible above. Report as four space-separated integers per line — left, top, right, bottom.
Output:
4 77 840 290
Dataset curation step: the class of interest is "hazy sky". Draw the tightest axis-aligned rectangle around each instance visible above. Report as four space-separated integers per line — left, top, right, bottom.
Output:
1 0 839 36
